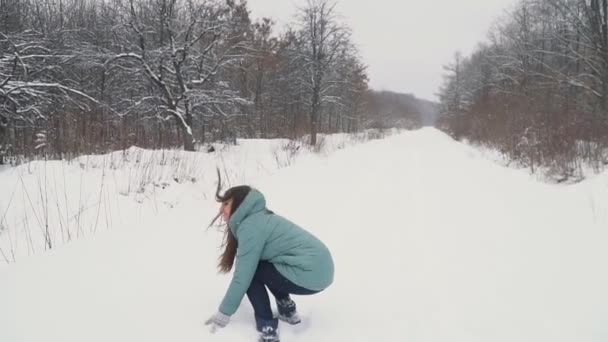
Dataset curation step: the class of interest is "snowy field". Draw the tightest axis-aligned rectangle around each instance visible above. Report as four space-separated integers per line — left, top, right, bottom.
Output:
1 127 607 342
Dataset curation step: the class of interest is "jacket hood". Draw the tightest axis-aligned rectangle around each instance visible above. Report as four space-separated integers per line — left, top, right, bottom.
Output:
228 189 266 234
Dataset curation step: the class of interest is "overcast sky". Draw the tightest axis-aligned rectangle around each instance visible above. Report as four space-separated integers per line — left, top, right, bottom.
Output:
246 0 518 102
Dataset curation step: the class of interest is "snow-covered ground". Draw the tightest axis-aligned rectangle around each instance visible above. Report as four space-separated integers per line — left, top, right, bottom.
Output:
1 127 607 342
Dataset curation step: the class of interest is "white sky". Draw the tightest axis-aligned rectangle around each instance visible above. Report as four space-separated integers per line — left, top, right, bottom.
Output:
246 0 518 102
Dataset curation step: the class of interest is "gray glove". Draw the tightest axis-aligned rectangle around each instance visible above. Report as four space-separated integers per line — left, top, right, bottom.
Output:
204 311 231 333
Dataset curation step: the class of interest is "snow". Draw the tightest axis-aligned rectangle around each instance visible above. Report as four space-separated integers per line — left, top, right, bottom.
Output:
1 127 607 342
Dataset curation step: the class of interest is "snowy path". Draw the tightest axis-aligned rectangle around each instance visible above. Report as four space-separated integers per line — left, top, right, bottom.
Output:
1 128 607 342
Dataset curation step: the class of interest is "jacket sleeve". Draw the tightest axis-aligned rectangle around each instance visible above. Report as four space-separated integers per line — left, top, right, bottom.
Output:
219 222 265 315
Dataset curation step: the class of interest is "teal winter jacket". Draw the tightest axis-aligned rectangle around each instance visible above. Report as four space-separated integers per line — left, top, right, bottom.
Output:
218 189 334 316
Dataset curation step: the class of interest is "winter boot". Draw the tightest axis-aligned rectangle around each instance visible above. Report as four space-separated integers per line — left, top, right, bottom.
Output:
276 297 301 325
256 317 280 342
258 326 280 342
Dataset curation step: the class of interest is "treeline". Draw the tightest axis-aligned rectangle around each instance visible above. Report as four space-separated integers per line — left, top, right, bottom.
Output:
0 0 425 164
366 90 438 128
438 0 608 179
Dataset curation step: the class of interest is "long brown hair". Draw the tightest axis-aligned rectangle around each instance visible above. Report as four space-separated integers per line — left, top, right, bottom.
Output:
210 170 251 273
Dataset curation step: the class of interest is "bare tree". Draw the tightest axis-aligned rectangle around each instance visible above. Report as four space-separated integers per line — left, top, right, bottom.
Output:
293 0 350 145
105 0 250 151
1 0 101 159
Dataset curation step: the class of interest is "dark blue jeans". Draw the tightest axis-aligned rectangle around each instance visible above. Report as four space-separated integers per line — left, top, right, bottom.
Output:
247 261 318 330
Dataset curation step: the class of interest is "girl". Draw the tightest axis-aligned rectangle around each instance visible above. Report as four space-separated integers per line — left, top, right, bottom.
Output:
205 185 334 342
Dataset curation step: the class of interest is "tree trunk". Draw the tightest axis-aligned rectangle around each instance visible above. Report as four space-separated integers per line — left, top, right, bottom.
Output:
310 84 321 145
183 102 195 151
200 117 206 145
181 124 195 151
0 124 4 165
